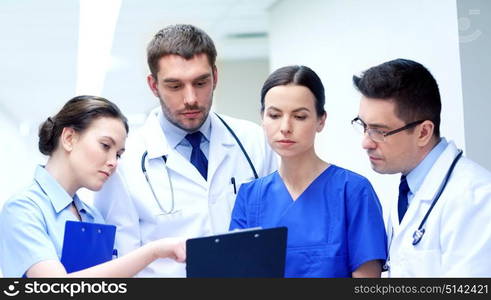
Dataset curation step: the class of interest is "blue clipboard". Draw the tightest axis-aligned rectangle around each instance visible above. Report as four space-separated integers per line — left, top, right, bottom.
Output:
186 227 288 278
60 221 116 273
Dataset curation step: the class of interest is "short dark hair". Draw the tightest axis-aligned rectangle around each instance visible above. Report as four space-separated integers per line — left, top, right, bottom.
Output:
353 58 441 137
261 65 326 117
38 95 129 156
147 24 217 78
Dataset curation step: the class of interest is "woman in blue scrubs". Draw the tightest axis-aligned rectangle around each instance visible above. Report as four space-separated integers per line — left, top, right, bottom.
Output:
229 66 387 277
0 96 185 277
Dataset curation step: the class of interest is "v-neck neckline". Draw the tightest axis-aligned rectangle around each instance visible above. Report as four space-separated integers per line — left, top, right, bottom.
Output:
277 165 334 202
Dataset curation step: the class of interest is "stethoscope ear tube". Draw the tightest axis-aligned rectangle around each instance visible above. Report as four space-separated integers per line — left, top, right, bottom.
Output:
412 149 463 246
214 113 259 179
141 151 177 215
141 151 149 173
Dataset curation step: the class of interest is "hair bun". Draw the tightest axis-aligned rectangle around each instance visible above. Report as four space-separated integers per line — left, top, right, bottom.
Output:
38 117 56 155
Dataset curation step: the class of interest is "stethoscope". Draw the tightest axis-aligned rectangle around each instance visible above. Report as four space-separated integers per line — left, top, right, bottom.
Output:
141 113 259 215
411 149 463 245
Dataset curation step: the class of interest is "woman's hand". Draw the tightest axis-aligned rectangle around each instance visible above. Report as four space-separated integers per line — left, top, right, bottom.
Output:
152 237 187 262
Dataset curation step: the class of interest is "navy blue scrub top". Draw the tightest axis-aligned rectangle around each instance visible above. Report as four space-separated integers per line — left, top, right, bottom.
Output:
230 165 387 277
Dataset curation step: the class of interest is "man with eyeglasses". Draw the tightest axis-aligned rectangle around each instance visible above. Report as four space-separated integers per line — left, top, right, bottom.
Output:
351 58 491 277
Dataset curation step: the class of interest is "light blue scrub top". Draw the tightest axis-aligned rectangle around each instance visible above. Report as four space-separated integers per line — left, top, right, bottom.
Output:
0 165 105 277
230 165 387 278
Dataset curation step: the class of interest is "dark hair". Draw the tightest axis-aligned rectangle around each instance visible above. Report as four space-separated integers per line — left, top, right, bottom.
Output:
261 65 326 117
352 58 441 137
147 24 217 78
38 95 129 156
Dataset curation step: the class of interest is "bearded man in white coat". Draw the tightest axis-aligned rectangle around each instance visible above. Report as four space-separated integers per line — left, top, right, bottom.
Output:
94 24 277 277
351 58 491 277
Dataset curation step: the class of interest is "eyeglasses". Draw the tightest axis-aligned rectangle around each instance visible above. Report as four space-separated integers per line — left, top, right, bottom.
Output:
351 117 425 142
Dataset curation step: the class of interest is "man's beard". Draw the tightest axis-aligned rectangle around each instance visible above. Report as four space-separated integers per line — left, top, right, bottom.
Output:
158 94 212 132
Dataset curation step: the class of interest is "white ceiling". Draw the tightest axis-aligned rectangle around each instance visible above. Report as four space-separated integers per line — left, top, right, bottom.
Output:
0 0 277 132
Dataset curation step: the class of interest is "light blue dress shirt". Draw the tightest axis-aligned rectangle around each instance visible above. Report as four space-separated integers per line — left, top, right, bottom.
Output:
406 138 448 205
159 111 211 160
0 165 104 277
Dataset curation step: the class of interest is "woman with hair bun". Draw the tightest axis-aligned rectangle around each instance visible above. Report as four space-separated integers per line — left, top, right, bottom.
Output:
0 95 185 277
230 66 387 277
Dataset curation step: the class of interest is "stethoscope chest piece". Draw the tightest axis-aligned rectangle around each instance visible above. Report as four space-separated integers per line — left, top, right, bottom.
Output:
412 228 425 245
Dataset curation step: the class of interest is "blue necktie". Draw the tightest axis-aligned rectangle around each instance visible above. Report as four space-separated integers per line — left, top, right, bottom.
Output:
398 175 409 223
185 132 208 180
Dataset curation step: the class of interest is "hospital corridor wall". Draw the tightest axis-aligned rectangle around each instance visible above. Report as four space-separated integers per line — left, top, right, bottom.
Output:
268 0 490 222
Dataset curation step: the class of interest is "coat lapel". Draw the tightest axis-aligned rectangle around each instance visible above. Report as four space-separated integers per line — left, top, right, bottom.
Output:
207 113 236 181
142 108 207 187
393 142 459 233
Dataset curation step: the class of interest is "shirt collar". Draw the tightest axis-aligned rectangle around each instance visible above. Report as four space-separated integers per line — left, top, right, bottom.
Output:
159 110 211 148
406 137 448 195
33 165 74 213
72 193 96 222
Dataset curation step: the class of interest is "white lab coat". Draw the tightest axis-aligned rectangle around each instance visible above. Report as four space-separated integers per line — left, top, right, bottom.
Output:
387 141 491 277
94 107 277 277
